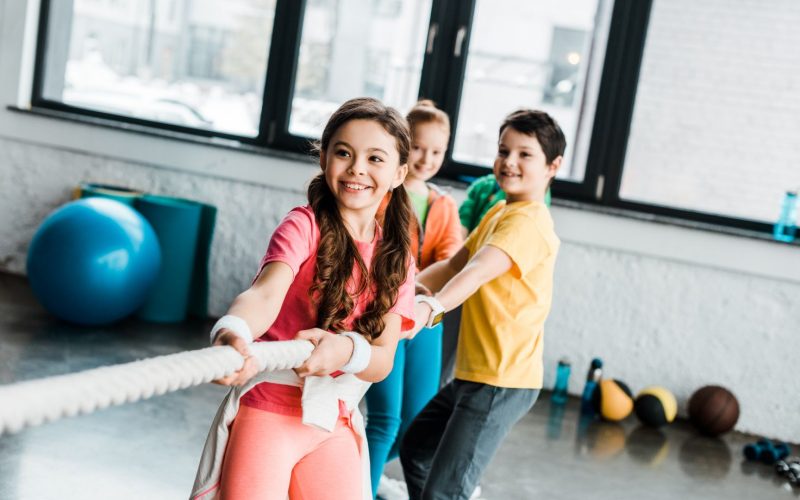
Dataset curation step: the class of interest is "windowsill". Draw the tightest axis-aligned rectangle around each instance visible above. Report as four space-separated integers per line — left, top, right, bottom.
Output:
2 105 319 193
6 105 312 163
552 197 797 247
3 105 798 284
550 199 800 284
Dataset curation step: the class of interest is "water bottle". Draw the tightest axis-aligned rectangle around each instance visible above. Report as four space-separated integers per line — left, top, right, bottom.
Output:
773 190 798 243
551 358 571 405
580 358 603 415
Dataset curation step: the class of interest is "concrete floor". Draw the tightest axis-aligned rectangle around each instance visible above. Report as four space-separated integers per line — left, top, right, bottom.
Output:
0 273 796 500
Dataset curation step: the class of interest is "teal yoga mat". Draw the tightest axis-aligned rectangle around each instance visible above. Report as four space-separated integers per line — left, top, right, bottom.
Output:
135 195 203 323
187 203 217 319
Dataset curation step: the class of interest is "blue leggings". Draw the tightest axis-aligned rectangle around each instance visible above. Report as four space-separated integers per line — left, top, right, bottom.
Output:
365 323 442 496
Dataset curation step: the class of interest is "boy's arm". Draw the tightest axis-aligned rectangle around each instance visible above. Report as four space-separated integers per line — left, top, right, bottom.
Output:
416 245 470 294
413 244 512 334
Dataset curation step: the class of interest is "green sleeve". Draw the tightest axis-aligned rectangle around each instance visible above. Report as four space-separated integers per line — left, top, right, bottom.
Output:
459 174 498 232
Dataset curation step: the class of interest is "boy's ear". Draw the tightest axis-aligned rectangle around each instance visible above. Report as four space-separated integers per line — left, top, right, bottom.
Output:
392 163 409 189
547 156 563 178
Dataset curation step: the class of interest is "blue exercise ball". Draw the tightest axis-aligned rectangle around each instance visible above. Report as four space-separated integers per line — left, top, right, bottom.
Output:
27 198 161 325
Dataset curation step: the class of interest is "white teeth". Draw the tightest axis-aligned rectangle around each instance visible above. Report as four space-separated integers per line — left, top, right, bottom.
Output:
344 183 368 190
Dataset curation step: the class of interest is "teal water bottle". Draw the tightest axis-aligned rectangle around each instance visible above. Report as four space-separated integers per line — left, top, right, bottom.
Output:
551 358 571 405
774 190 798 243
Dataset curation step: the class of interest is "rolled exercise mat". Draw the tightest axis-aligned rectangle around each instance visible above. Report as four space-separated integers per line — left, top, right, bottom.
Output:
187 203 217 319
135 195 202 323
75 183 144 206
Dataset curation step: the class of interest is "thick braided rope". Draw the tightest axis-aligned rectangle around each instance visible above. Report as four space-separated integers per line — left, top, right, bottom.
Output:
0 340 314 435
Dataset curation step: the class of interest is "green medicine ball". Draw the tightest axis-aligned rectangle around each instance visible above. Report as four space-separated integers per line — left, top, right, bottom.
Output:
634 386 677 427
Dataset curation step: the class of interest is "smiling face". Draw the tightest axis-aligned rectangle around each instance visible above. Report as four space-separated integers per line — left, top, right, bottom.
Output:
493 126 561 203
320 119 407 220
407 122 449 183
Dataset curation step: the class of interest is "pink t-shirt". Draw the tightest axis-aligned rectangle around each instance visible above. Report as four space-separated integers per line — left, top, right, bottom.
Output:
240 205 415 416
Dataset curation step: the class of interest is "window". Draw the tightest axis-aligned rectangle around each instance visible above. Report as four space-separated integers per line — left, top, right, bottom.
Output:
287 0 432 138
450 0 605 183
33 0 792 237
38 0 276 137
618 0 800 225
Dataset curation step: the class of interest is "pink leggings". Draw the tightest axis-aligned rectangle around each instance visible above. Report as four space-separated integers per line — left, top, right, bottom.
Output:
219 405 362 500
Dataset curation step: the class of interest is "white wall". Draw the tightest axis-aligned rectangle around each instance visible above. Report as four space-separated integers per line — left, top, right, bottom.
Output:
1 0 798 442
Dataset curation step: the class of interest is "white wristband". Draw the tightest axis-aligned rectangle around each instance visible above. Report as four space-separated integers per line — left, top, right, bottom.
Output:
415 294 446 328
339 331 371 374
209 315 253 345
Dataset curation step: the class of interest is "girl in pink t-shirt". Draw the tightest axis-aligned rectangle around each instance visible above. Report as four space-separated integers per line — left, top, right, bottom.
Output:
194 98 417 500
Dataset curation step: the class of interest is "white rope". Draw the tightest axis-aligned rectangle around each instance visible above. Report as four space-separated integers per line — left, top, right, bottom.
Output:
0 340 314 435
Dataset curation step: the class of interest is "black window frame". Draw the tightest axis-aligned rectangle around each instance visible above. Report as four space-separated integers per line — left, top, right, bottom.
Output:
29 0 780 237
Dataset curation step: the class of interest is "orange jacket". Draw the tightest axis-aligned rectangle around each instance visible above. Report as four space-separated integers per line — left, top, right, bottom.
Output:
379 183 464 270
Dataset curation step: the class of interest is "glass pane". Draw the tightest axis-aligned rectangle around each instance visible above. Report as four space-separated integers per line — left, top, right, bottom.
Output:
451 0 606 182
289 0 432 138
619 0 800 223
41 0 276 137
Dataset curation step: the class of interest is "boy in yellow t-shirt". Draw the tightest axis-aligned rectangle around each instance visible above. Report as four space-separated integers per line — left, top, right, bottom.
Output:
399 109 564 499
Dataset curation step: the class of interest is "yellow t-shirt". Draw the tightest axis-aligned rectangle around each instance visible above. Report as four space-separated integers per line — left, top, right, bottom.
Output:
455 200 560 389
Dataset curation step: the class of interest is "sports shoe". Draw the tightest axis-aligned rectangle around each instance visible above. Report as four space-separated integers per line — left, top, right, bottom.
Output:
470 485 483 499
377 474 409 500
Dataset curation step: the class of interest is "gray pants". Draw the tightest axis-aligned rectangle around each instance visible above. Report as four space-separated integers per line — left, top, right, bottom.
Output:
399 379 539 500
439 306 461 387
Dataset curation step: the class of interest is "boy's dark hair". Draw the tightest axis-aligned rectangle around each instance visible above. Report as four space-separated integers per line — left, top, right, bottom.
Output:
499 109 566 164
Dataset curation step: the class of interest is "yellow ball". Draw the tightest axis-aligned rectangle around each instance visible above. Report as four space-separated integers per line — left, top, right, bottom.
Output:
593 379 634 422
634 386 677 427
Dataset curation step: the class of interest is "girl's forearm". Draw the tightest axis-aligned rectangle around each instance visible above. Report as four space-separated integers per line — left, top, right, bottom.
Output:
218 262 294 341
355 343 398 382
223 288 282 340
354 313 403 382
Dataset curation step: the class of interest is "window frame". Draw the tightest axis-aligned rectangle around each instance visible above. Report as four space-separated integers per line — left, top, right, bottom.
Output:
28 0 779 237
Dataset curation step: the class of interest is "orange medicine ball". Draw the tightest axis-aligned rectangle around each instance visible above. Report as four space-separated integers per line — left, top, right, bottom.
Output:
592 379 634 421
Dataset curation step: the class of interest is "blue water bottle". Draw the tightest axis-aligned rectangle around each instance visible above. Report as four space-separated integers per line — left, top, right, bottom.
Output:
774 190 798 243
551 358 571 405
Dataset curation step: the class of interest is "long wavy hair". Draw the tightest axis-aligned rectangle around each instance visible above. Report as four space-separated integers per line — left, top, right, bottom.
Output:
308 97 413 340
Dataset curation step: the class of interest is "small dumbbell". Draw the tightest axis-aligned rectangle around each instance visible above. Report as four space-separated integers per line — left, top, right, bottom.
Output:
760 442 790 465
743 439 772 461
743 439 791 465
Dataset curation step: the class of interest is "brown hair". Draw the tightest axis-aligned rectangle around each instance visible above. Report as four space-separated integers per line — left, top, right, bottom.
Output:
499 109 566 164
309 97 413 340
406 99 450 137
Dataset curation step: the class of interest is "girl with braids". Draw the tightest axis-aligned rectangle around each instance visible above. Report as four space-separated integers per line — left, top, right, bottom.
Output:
191 97 416 500
365 99 463 499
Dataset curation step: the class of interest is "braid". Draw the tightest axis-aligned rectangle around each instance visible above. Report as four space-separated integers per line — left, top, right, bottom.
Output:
354 184 412 340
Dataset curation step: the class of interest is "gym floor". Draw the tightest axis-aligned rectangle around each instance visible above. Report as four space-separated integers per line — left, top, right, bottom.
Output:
0 272 795 499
